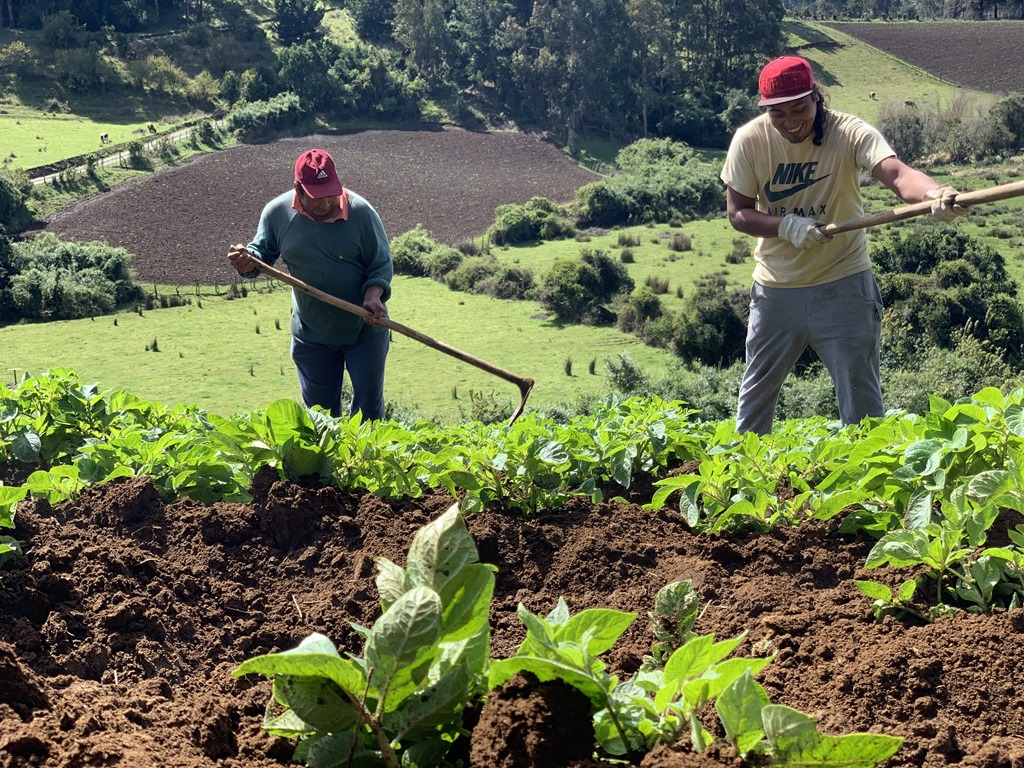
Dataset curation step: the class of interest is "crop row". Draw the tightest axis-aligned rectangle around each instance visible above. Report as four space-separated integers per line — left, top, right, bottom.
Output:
2 368 1023 618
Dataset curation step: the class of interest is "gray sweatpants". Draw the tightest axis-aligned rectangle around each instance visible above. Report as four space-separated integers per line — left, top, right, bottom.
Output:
736 269 884 435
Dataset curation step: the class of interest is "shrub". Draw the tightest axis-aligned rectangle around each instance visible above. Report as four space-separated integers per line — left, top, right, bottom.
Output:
876 228 1024 367
605 137 725 222
426 247 464 281
6 233 143 322
670 279 747 366
390 225 436 277
226 92 305 141
668 232 691 252
0 168 33 232
878 104 926 163
475 264 535 300
539 259 603 323
615 286 663 333
446 257 498 293
572 181 629 227
580 248 634 300
488 197 574 246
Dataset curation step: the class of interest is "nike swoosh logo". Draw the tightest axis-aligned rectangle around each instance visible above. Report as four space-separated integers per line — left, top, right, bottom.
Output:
763 174 831 202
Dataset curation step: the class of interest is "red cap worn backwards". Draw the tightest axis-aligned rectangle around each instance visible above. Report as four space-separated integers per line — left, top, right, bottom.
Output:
758 56 815 107
294 148 343 198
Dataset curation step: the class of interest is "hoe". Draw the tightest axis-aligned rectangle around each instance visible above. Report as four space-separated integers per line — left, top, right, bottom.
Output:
820 178 1024 235
247 259 535 425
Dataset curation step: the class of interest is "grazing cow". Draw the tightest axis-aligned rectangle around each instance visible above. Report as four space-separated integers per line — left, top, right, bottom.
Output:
869 91 877 100
147 122 157 134
99 133 110 144
904 99 917 108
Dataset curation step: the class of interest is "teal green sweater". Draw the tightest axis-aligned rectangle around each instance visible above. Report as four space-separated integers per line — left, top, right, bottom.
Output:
245 190 393 346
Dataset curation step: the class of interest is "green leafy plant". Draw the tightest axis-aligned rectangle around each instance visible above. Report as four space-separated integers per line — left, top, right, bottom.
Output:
233 505 494 768
491 580 902 766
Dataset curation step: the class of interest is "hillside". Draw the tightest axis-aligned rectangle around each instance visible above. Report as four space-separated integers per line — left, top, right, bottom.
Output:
823 21 1024 94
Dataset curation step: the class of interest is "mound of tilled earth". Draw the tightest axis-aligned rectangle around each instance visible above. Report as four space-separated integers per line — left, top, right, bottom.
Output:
1 465 1023 768
43 128 600 286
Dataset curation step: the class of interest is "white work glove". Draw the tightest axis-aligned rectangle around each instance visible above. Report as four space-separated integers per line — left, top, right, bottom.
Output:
925 185 967 222
778 214 832 250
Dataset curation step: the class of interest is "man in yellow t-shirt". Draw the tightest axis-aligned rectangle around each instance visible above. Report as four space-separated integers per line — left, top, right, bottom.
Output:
720 56 966 435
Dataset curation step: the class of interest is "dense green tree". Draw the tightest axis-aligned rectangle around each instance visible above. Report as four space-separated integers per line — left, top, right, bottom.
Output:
447 0 512 84
344 0 395 41
392 0 457 85
278 40 338 109
273 0 324 46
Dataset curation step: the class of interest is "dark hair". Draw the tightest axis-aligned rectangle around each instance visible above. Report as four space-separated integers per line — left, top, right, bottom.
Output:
811 85 829 146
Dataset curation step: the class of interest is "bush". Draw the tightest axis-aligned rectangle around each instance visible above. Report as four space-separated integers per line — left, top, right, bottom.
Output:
390 225 436 277
670 279 746 366
5 233 143 322
226 92 305 141
475 264 535 300
445 257 498 293
615 286 663 333
572 181 629 228
580 248 634 300
606 137 726 222
0 168 33 232
538 258 604 323
878 104 926 163
488 197 574 246
875 228 1024 366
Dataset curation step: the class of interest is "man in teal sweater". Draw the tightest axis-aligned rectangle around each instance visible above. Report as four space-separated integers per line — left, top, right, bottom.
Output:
228 148 393 420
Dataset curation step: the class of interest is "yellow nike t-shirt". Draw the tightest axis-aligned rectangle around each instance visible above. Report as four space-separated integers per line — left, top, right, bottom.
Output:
720 110 895 287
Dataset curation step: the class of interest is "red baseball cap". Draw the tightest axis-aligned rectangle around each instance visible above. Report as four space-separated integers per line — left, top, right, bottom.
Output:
758 56 815 106
294 148 343 198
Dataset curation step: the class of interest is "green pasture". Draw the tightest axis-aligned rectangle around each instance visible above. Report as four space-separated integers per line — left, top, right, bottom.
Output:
496 219 753 311
0 275 679 423
0 102 168 171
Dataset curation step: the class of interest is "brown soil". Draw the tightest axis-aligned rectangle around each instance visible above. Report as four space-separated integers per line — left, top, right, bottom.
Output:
821 21 1024 94
2 470 1023 768
41 128 601 287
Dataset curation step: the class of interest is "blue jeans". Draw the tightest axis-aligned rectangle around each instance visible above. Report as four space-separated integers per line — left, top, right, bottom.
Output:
291 329 389 419
737 269 884 435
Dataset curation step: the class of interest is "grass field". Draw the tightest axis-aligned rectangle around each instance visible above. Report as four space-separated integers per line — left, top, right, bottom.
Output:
0 275 680 423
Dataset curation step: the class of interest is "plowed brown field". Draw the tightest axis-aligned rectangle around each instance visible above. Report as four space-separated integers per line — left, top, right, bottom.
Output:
43 128 601 286
823 21 1024 93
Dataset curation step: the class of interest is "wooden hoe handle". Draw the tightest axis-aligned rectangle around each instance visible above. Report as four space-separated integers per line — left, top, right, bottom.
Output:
248 260 535 424
819 179 1024 236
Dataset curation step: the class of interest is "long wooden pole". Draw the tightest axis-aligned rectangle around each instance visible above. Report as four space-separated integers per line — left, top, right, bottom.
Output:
249 260 535 424
819 179 1024 236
